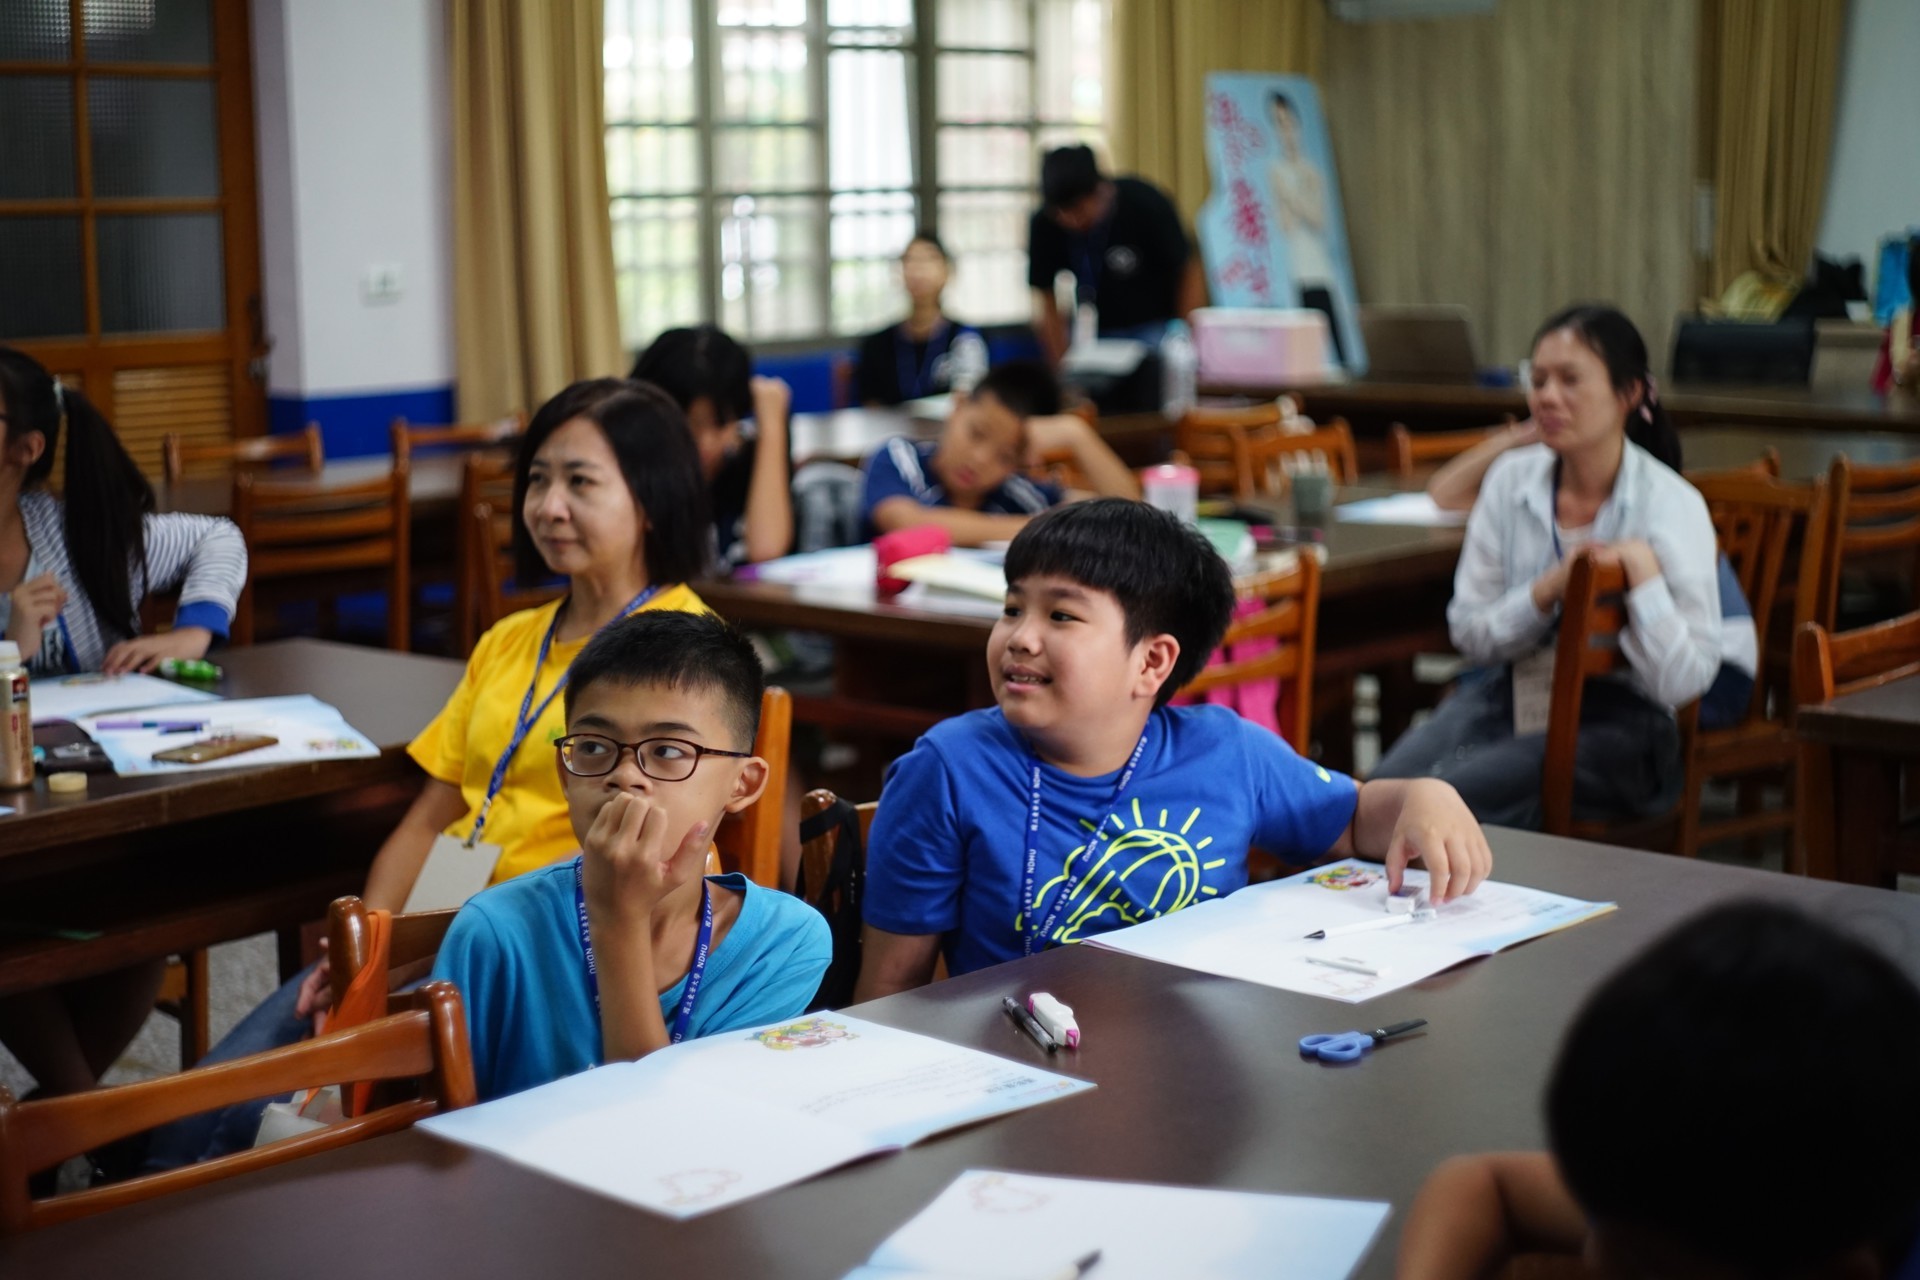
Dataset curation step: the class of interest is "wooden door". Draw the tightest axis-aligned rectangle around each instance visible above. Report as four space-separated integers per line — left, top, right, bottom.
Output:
0 0 265 479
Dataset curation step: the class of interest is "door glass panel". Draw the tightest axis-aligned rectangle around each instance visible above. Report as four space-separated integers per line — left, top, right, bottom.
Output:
89 76 221 198
98 213 225 333
83 0 213 65
0 217 86 340
0 77 77 198
0 0 73 62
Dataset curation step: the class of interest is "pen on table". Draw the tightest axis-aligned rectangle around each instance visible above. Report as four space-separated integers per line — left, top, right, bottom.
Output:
1001 996 1057 1052
1305 911 1431 941
1045 1248 1102 1280
1305 955 1385 977
95 720 208 732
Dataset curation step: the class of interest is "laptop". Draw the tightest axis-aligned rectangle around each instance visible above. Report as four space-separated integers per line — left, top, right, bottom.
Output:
1358 305 1481 382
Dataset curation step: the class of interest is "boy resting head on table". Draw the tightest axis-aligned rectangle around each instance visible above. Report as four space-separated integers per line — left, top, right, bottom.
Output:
1396 900 1920 1280
860 360 1140 547
433 611 829 1100
854 498 1491 1000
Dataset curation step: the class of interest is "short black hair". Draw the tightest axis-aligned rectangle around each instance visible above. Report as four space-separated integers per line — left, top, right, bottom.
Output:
629 325 754 426
972 360 1061 420
1003 499 1234 707
1040 144 1102 211
512 378 712 587
1548 900 1920 1272
564 610 765 749
904 230 948 260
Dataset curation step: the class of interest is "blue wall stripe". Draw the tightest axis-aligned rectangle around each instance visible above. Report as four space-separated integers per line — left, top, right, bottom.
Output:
268 385 458 459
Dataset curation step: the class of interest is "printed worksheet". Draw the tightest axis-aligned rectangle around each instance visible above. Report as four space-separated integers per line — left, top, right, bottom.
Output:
419 1014 1094 1219
1334 492 1469 527
848 1169 1391 1280
76 695 379 776
28 672 219 725
1090 861 1613 1002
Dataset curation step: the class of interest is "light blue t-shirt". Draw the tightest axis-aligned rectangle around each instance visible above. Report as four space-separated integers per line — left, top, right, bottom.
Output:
432 862 831 1100
863 705 1359 976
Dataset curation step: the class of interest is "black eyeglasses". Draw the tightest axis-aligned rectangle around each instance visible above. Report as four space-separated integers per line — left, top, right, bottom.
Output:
555 733 749 781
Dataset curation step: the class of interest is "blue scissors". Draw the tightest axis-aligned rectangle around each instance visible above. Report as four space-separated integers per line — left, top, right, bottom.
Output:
1299 1018 1428 1064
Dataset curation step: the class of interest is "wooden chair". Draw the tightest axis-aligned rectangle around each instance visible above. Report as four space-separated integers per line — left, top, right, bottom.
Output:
1385 422 1506 478
1673 468 1838 860
1821 455 1920 630
328 897 461 1016
830 352 856 410
231 426 412 650
162 422 323 485
1178 551 1320 754
796 789 878 921
1176 402 1281 496
713 687 793 888
1542 550 1700 841
392 411 525 454
1792 612 1920 880
1244 418 1359 493
0 982 474 1234
456 453 542 653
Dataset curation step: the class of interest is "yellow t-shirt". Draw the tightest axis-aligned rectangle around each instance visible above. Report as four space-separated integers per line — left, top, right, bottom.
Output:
406 584 708 884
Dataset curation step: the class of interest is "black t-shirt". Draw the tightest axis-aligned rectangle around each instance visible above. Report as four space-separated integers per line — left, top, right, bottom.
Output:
1027 176 1190 334
855 320 964 406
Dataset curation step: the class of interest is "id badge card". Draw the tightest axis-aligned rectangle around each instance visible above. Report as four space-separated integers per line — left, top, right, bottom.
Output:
404 833 501 913
1511 648 1556 738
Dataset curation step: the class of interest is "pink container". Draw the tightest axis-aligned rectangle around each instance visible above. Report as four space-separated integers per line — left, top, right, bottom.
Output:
1191 308 1332 384
1142 464 1199 524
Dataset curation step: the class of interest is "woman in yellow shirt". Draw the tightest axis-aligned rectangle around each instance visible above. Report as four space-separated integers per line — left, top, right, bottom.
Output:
141 377 713 1172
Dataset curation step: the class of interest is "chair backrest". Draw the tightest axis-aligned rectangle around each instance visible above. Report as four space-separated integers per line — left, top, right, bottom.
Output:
230 428 412 649
1385 422 1506 477
712 686 793 887
1824 455 1920 627
328 897 461 1017
796 789 878 917
1243 419 1360 494
163 422 324 485
1541 551 1700 835
1689 467 1835 721
1177 552 1320 754
393 411 525 455
1176 402 1282 496
0 982 474 1235
1792 612 1920 709
830 351 856 410
457 452 535 652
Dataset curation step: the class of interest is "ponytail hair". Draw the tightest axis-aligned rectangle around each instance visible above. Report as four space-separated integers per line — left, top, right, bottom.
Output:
1533 304 1683 473
0 346 153 639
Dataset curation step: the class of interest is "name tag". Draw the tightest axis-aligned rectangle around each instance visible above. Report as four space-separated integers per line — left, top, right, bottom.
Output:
1511 648 1556 738
404 833 502 913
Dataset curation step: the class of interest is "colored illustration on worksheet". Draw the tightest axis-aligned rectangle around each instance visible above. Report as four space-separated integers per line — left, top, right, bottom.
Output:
1310 864 1381 892
751 1017 858 1051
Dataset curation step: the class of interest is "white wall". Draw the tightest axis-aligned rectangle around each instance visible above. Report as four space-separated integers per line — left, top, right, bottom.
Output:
252 0 454 399
1817 0 1920 292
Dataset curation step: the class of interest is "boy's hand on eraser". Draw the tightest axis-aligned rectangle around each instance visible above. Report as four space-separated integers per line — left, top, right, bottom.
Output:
1383 779 1491 905
581 793 711 926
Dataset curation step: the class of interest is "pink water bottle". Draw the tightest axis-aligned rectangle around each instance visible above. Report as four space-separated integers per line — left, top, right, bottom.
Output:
1142 464 1200 524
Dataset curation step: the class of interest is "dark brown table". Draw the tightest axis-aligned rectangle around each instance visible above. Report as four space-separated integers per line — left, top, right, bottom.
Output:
1198 377 1920 437
1795 674 1920 886
0 640 461 996
8 828 1912 1279
156 453 478 521
1682 424 1920 479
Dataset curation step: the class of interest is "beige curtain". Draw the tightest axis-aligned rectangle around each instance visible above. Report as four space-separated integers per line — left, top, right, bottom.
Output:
1700 0 1848 299
451 0 624 422
1110 0 1323 223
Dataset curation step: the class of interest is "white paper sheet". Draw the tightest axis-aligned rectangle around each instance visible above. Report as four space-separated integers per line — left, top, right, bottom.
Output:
1334 492 1468 527
0 806 13 818
848 1170 1391 1280
1090 861 1613 1003
27 672 220 725
750 545 880 586
76 695 380 776
888 554 1008 601
418 1014 1095 1219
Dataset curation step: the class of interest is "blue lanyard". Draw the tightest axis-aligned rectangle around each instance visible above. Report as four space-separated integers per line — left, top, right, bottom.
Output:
1020 727 1150 956
573 858 713 1045
894 321 950 401
467 585 663 845
1070 217 1113 306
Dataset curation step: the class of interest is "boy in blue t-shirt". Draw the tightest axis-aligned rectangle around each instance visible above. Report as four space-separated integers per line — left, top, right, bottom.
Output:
1397 901 1920 1279
855 499 1492 996
860 360 1139 546
433 612 829 1100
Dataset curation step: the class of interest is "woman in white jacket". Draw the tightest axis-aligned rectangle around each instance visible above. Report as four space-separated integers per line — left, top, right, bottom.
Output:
1372 304 1720 829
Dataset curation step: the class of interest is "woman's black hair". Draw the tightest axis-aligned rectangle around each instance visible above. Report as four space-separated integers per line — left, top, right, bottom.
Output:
0 345 153 640
904 229 949 261
629 325 754 428
511 378 712 587
1532 303 1683 472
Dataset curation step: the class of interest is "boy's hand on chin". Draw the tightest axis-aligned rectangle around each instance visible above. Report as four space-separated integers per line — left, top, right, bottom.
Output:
581 793 712 926
1384 779 1492 905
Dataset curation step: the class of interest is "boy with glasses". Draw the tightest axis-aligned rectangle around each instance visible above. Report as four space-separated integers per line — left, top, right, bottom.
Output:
433 612 829 1100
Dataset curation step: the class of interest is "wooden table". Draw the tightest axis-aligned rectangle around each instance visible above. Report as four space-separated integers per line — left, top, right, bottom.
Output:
1683 424 1920 479
156 453 478 521
1199 376 1920 437
1795 675 1920 886
0 640 461 996
6 828 1908 1278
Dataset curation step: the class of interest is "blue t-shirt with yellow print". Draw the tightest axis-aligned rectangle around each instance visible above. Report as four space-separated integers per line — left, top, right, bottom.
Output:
863 704 1359 975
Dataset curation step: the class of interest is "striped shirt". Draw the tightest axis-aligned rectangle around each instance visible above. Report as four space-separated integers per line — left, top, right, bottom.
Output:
0 490 248 676
859 436 1059 540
